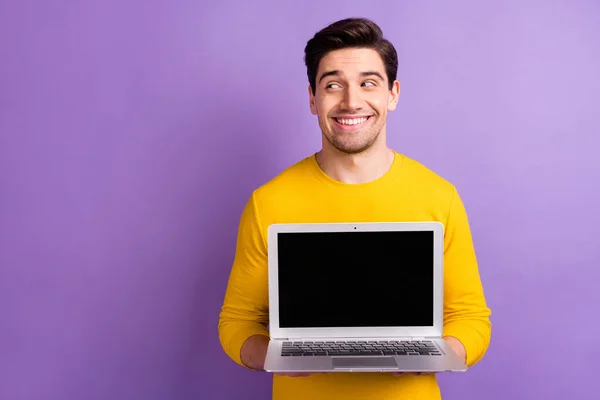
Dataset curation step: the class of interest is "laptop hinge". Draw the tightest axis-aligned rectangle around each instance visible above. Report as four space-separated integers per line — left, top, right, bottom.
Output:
276 336 433 341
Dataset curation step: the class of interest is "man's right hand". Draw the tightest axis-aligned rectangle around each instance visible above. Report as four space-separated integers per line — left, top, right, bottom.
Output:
240 334 270 371
240 335 315 377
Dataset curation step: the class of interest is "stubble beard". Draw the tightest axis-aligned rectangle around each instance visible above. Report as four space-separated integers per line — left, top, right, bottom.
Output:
319 115 384 155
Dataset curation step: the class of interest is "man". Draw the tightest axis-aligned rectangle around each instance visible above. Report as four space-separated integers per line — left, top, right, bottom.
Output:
218 17 491 400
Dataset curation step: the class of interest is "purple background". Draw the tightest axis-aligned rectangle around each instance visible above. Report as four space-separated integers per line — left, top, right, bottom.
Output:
1 0 599 399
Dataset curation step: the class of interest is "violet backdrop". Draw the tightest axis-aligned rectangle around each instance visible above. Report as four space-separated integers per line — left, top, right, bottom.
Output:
1 0 599 399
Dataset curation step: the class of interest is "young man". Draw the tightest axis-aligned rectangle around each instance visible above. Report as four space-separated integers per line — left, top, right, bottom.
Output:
218 17 491 400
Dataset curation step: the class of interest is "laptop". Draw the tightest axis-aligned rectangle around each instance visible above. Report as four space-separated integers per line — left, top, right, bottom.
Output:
263 222 468 373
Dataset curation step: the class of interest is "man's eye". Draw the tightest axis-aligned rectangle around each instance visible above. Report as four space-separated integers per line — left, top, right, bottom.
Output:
362 81 375 87
327 83 341 89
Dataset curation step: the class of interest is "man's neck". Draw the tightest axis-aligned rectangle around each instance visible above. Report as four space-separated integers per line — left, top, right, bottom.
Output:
315 144 395 184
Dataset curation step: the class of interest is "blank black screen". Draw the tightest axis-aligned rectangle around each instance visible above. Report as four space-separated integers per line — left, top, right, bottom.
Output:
277 230 434 328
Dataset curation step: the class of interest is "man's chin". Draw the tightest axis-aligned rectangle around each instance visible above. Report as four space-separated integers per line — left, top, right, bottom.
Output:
322 128 380 155
330 141 373 155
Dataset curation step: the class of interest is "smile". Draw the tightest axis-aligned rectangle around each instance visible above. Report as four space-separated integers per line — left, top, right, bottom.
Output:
332 116 372 130
334 116 370 125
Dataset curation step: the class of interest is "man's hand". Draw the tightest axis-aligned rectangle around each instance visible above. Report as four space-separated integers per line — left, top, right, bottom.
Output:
391 336 466 377
240 334 270 371
442 335 466 363
240 335 318 377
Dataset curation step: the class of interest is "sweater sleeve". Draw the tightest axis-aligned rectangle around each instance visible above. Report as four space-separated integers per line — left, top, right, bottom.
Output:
218 192 270 369
442 186 492 367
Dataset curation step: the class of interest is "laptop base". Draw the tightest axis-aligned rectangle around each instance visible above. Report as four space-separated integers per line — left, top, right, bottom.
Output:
264 338 468 373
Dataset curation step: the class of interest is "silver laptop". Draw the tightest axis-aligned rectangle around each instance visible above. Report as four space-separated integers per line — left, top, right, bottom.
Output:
263 222 468 373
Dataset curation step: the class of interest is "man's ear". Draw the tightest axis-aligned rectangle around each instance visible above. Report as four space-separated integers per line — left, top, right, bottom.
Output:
387 80 400 111
308 85 317 115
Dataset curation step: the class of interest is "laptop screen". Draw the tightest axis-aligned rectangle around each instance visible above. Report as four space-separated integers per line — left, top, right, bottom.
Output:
276 230 434 328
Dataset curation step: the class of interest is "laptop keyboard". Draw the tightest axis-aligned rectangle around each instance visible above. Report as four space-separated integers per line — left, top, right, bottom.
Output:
281 340 442 357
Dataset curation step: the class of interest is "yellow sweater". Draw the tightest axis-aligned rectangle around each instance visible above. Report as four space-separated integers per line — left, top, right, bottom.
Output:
218 151 491 400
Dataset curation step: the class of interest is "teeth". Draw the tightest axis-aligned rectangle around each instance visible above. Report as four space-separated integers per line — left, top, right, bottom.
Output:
336 117 368 125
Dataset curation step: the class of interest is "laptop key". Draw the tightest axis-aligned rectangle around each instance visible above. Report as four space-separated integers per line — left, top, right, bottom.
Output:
332 351 383 356
280 341 442 357
350 351 381 355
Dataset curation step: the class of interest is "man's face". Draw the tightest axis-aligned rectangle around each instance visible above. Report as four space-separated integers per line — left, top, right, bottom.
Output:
309 48 400 154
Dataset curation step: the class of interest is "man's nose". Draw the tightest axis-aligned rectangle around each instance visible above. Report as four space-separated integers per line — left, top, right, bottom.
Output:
341 85 362 111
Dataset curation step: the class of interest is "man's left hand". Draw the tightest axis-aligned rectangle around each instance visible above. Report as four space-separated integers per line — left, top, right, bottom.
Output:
391 336 466 376
442 335 466 363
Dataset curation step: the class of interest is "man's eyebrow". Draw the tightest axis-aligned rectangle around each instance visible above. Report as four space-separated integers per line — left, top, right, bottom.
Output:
360 71 385 81
318 70 340 83
317 70 386 83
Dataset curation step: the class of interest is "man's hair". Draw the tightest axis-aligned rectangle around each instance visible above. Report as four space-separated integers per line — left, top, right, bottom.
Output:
304 18 398 95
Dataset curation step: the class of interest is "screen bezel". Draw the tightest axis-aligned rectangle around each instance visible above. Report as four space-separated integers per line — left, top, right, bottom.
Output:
267 222 444 339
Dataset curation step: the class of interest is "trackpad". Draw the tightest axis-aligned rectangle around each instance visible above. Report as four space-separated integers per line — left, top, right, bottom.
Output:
332 357 398 369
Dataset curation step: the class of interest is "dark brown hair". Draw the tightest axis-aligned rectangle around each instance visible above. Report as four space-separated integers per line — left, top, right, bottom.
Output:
304 18 398 94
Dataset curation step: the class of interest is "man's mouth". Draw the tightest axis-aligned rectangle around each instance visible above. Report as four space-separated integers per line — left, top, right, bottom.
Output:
333 116 370 125
332 116 372 130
